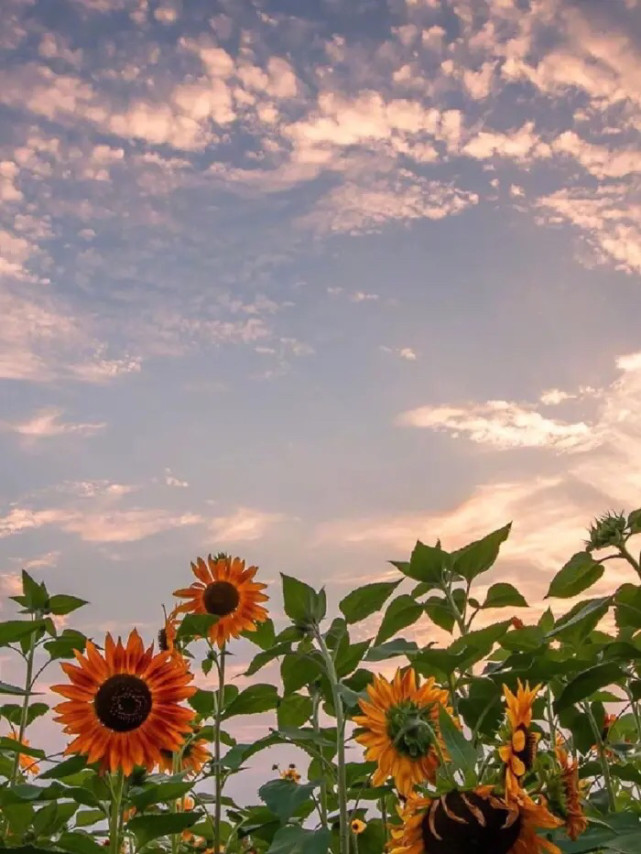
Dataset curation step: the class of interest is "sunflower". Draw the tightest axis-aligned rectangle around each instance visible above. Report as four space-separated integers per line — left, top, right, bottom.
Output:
351 819 367 835
51 629 196 776
280 763 301 783
172 555 269 648
353 668 452 796
158 734 211 776
158 611 180 659
499 681 541 798
390 786 562 854
7 728 40 775
554 737 587 841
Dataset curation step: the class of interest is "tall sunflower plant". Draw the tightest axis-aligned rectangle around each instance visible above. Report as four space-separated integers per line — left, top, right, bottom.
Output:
2 511 641 854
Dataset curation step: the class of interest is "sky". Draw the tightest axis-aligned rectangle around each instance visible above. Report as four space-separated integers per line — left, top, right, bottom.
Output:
1 0 641 788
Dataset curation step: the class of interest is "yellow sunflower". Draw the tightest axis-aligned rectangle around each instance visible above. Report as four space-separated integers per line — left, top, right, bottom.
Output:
280 763 301 783
172 555 269 648
499 680 541 798
158 735 211 776
51 629 196 776
7 728 40 775
390 786 562 854
351 819 367 835
353 668 451 796
554 737 587 841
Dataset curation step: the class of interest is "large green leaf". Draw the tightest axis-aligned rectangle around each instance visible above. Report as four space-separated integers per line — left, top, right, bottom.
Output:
554 663 625 713
266 825 331 854
438 706 477 780
451 523 511 582
0 620 47 647
339 580 401 624
548 597 612 644
280 651 324 692
376 595 423 644
46 595 88 616
458 678 503 739
259 779 319 823
243 618 276 649
281 574 326 625
129 780 193 810
546 552 605 599
482 583 527 609
335 639 372 677
223 683 279 719
365 638 418 662
615 584 641 630
423 595 456 633
277 693 313 728
57 832 106 854
245 641 292 676
401 541 451 585
128 812 199 846
176 613 219 640
39 755 88 780
500 626 545 652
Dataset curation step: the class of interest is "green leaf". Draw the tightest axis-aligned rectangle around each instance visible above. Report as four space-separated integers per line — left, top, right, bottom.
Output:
555 663 625 713
500 626 545 652
266 825 331 854
0 620 47 647
401 541 451 586
243 618 276 649
0 702 48 726
423 595 456 633
277 693 313 728
43 629 86 660
482 583 528 609
615 584 641 630
412 648 466 681
259 779 319 823
438 706 477 779
340 580 401 624
223 684 279 719
57 832 106 854
546 552 605 599
365 638 418 662
128 812 199 846
280 652 323 693
451 523 512 582
281 574 326 625
189 689 217 717
245 641 292 677
74 808 107 828
176 613 219 640
39 755 88 779
335 639 372 678
46 594 88 616
20 570 50 611
548 597 612 643
0 681 37 696
130 780 193 810
459 678 503 739
376 595 423 644
627 508 641 534
0 737 46 759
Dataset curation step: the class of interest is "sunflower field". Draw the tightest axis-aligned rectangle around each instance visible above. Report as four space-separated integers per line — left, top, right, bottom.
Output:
2 511 641 854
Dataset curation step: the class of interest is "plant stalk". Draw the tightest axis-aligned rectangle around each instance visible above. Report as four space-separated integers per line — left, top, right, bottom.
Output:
9 620 38 785
584 703 616 812
214 646 227 854
311 689 329 829
109 769 125 854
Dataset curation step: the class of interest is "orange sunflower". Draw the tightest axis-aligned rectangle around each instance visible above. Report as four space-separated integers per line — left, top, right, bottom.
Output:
280 763 301 783
158 735 211 776
499 680 541 798
390 785 562 854
158 611 180 660
172 555 269 648
554 737 587 841
51 629 196 776
353 668 451 796
7 728 40 775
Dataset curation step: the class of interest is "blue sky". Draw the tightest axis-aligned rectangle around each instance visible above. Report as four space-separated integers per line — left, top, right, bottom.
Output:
1 0 641 748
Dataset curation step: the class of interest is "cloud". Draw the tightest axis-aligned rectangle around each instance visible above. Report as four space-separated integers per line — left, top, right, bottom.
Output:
399 347 417 361
396 400 595 451
164 468 189 488
1 408 106 440
208 507 289 543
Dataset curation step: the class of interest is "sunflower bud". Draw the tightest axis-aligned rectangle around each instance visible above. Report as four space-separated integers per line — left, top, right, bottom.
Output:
586 511 627 551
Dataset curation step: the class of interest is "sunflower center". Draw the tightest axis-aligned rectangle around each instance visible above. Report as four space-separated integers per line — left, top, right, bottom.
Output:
94 674 153 733
386 700 434 758
203 580 240 616
421 791 522 854
513 724 537 772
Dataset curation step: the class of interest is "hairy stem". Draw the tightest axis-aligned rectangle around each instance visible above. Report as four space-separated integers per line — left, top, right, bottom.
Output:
214 647 227 854
584 703 616 812
9 621 38 785
311 689 329 829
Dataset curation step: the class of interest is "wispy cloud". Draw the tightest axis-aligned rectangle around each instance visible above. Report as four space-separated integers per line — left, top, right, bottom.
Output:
209 507 289 543
1 408 106 440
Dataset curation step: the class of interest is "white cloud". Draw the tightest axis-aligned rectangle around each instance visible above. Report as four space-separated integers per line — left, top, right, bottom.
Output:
1 408 106 439
209 507 288 543
164 468 189 488
396 399 595 451
399 347 417 361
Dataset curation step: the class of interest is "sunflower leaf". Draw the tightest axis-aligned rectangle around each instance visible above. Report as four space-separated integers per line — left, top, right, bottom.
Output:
222 683 279 719
266 825 332 854
375 595 423 644
259 778 320 824
451 523 512 582
128 812 199 846
176 613 219 640
281 574 326 626
46 594 88 616
546 552 605 599
437 706 478 781
0 620 48 647
482 583 528 608
339 580 401 624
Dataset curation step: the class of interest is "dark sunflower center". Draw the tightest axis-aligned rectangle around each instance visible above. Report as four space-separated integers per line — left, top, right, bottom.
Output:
386 700 434 758
203 580 240 616
158 628 169 651
94 674 152 733
421 791 522 854
514 724 537 772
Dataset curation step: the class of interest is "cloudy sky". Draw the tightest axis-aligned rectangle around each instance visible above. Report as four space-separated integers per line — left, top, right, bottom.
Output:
2 0 641 717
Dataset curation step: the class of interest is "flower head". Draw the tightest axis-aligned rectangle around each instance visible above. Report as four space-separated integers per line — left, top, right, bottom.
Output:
51 629 196 775
280 764 301 783
390 786 562 854
158 735 211 776
554 737 587 841
172 555 269 648
7 728 40 776
351 819 366 835
499 681 541 798
353 668 451 796
586 511 627 551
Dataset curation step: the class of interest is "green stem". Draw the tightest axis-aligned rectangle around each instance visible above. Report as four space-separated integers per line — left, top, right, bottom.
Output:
109 769 125 854
315 628 349 854
625 686 641 741
171 753 179 854
442 581 467 637
214 647 227 854
311 689 328 829
584 703 616 812
618 542 641 577
9 621 38 785
546 686 557 751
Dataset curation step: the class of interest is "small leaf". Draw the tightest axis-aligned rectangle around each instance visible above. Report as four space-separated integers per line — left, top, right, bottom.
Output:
627 508 641 534
243 618 276 649
423 595 456 633
402 541 451 585
176 613 219 640
189 689 217 717
0 620 47 647
500 626 544 652
339 580 401 624
281 574 326 625
223 684 279 719
482 583 527 609
46 595 88 616
451 523 512 582
546 552 605 599
245 641 292 677
365 638 418 662
39 755 88 779
376 595 424 644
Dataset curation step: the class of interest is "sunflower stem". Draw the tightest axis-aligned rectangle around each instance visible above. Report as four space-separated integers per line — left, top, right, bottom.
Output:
109 768 125 854
214 645 227 854
311 688 329 829
9 616 39 786
314 627 349 854
171 753 179 854
617 541 641 578
583 702 616 812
